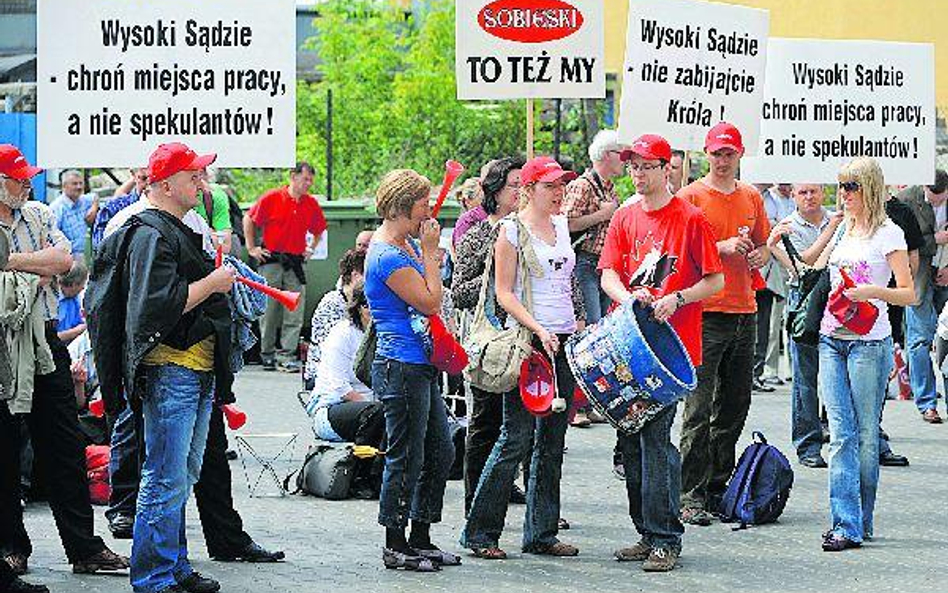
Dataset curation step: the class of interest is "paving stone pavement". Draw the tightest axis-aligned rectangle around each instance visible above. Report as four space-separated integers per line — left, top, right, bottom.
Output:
18 368 947 593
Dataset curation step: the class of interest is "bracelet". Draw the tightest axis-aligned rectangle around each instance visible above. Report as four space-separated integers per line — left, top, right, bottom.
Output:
675 291 686 309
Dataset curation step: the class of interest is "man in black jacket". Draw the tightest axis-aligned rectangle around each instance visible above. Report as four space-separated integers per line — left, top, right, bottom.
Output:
87 142 236 593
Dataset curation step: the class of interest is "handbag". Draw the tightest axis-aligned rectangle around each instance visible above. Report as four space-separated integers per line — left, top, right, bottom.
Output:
353 320 377 388
463 216 540 394
782 225 844 346
285 443 357 500
827 268 879 335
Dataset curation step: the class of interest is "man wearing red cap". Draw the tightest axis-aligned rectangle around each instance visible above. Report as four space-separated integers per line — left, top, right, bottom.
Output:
243 163 326 372
599 134 724 572
677 123 771 527
0 144 129 586
86 142 237 593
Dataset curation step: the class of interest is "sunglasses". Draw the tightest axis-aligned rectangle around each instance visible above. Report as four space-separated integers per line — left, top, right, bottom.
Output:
838 181 861 193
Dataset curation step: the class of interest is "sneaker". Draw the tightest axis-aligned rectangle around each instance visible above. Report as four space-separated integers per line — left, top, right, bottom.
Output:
509 485 527 505
799 455 828 468
921 409 943 424
762 377 786 387
879 451 909 467
642 547 679 572
613 463 626 480
752 378 775 393
277 360 302 373
822 532 861 552
177 571 220 593
680 507 713 526
586 408 608 424
4 577 49 593
570 410 592 428
261 358 276 371
108 513 134 539
72 546 129 574
614 540 651 562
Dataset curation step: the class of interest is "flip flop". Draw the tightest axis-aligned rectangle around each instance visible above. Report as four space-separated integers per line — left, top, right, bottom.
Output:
416 548 462 566
382 548 440 572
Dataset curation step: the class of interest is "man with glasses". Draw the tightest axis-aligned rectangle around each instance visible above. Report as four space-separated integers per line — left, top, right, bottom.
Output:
677 123 771 526
600 133 723 571
0 144 129 582
565 129 625 427
897 169 948 424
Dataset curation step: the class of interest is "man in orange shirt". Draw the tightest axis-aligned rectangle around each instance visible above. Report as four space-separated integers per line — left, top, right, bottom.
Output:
678 123 771 526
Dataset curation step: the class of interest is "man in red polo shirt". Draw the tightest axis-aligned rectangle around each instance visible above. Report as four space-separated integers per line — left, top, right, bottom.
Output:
599 133 723 572
243 162 326 372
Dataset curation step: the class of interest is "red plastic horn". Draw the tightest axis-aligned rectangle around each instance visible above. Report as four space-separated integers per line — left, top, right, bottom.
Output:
88 397 105 418
222 404 247 430
215 251 302 311
430 159 465 219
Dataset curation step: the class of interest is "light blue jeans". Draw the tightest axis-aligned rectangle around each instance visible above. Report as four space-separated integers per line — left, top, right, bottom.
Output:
576 251 611 324
904 278 948 413
131 364 214 593
818 335 891 543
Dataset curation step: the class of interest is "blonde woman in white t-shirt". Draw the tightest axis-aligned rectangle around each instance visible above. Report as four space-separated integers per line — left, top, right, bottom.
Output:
461 157 585 560
817 157 915 552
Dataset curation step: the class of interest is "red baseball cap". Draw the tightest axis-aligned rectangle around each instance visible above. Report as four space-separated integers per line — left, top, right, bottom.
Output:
147 142 217 184
0 144 43 180
520 349 555 417
620 134 672 162
705 122 744 153
520 156 577 186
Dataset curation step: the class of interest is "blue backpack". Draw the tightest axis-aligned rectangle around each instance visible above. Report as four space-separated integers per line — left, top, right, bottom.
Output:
718 432 794 529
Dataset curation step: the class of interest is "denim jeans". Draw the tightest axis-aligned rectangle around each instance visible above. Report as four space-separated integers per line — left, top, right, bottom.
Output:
819 335 891 542
464 385 504 512
618 403 683 552
680 312 756 510
904 276 948 413
131 364 214 593
107 405 141 521
461 343 574 551
373 358 454 529
576 251 611 324
788 290 822 461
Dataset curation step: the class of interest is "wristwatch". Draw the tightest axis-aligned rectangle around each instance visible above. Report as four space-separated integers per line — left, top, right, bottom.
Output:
675 291 686 309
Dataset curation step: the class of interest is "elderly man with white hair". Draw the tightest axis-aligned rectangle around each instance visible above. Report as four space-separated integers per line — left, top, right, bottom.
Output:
50 169 98 260
564 129 625 427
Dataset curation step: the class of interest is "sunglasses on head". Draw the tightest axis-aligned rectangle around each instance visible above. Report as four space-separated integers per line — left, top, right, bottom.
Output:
838 181 861 192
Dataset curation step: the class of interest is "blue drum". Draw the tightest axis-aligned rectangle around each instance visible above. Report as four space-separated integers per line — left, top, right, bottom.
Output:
565 300 696 434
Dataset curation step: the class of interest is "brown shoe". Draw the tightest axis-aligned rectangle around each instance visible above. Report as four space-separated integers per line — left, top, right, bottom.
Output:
680 507 713 526
615 541 652 562
922 409 943 424
530 542 579 557
72 547 130 574
4 552 28 575
642 547 679 572
570 411 592 428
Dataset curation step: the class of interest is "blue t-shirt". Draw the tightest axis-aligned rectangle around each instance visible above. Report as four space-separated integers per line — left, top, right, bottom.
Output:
57 294 83 332
365 242 428 365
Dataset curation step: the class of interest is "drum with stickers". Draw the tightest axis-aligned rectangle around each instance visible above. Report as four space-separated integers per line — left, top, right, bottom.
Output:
565 300 696 433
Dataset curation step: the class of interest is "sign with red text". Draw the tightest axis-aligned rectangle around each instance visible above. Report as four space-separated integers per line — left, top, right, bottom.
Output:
456 0 604 100
617 0 769 153
741 38 935 185
37 0 296 168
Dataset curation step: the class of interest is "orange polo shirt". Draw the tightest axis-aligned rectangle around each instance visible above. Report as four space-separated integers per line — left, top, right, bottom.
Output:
681 180 770 314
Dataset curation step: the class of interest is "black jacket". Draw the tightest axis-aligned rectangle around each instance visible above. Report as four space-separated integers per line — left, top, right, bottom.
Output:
85 209 234 416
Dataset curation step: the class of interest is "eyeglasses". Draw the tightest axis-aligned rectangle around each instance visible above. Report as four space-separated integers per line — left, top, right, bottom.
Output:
838 181 861 193
627 163 664 173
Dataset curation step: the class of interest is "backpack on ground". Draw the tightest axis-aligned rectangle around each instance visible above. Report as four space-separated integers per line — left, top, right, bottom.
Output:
718 431 794 529
284 443 357 500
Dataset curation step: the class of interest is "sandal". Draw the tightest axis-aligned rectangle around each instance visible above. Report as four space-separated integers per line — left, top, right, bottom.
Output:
382 548 440 572
416 547 462 566
471 547 507 560
530 542 579 557
557 517 571 530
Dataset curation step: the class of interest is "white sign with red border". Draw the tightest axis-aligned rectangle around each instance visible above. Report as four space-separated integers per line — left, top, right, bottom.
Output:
456 0 605 100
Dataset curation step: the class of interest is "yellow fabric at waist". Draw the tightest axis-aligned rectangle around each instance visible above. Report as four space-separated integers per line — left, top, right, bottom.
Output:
142 336 216 372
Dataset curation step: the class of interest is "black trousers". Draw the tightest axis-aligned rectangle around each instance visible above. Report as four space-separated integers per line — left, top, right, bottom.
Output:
0 329 105 563
326 400 385 446
754 289 777 378
464 386 503 512
108 404 253 557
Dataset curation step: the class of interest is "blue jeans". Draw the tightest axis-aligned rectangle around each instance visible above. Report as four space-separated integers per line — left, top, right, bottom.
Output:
373 358 453 529
904 277 948 413
819 335 891 542
461 345 574 551
131 365 214 593
618 403 683 552
576 251 611 324
788 290 822 461
107 405 140 521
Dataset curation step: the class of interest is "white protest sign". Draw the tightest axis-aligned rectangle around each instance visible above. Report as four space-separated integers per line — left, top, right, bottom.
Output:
455 0 604 100
36 0 296 168
742 38 935 186
617 0 769 153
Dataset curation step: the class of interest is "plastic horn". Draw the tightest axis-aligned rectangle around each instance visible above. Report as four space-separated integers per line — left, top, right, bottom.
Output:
222 403 247 430
88 397 105 418
430 159 465 219
236 276 302 311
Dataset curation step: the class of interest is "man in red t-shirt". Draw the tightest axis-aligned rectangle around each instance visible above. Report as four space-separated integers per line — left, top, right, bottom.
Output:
599 134 723 572
243 162 327 372
677 122 771 526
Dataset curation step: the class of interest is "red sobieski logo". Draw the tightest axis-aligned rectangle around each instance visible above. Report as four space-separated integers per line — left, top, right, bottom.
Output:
478 0 585 43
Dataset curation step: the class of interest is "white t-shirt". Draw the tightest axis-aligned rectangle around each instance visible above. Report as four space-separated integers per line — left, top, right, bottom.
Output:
820 219 907 341
500 215 576 334
311 319 373 410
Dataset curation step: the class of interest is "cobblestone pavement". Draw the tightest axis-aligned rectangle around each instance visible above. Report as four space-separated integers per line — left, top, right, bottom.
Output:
20 368 947 593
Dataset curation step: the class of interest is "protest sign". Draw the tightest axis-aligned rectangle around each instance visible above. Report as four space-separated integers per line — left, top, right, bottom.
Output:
36 0 296 168
617 0 769 153
741 38 935 186
455 0 604 100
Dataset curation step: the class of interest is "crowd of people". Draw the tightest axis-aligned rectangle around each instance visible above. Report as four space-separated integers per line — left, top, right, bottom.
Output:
1 116 946 591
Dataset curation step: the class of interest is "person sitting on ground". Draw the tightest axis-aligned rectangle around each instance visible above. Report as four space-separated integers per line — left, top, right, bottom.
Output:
57 260 88 345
